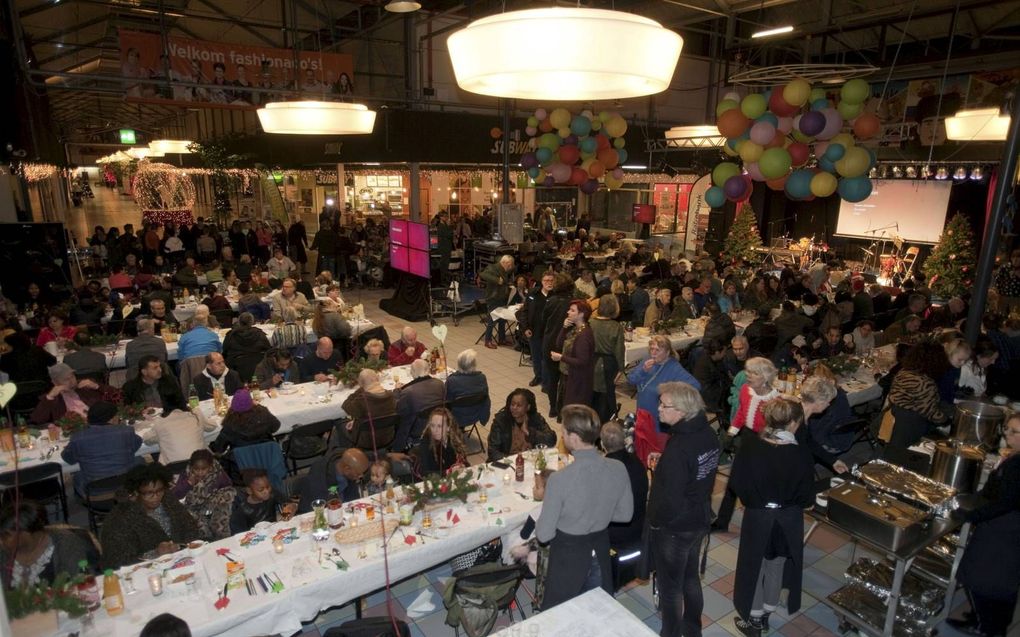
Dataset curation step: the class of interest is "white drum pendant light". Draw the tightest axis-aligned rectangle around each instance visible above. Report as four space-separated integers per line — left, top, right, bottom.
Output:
945 108 1009 141
149 139 194 154
257 101 377 135
447 8 683 101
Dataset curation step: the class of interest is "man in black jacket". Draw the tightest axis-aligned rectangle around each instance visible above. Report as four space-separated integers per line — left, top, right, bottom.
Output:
693 339 729 414
299 447 369 513
121 355 186 412
222 312 272 380
520 271 555 387
602 422 647 548
540 273 573 417
192 352 243 400
645 381 720 637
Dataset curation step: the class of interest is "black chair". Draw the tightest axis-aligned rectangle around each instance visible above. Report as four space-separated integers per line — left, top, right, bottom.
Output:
323 618 410 637
0 462 69 522
610 539 644 592
347 413 400 452
447 562 527 636
355 326 391 356
211 308 236 328
164 459 190 480
448 392 489 453
832 417 882 455
473 300 490 345
8 379 49 421
83 472 129 535
282 420 334 474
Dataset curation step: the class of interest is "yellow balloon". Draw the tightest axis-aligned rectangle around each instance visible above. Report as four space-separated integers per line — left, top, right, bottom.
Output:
830 133 856 149
739 141 764 163
558 128 571 138
549 108 572 130
604 174 624 189
783 79 812 106
834 146 870 178
810 172 838 197
604 116 628 138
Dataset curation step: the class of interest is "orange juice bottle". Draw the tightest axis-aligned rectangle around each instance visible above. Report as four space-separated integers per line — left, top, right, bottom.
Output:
103 569 124 616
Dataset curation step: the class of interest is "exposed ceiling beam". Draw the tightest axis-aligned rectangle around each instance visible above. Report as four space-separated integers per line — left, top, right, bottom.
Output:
28 14 108 43
19 0 63 18
37 38 109 66
191 0 281 47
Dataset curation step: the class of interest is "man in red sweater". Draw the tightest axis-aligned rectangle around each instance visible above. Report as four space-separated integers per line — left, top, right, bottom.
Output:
387 327 426 366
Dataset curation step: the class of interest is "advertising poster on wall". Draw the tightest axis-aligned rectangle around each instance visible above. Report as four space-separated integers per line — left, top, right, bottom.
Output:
118 29 355 109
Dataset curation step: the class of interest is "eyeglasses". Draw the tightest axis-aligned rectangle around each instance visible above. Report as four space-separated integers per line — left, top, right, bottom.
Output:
658 400 677 410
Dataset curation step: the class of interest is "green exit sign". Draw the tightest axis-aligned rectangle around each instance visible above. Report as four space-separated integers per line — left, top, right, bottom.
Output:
119 129 136 144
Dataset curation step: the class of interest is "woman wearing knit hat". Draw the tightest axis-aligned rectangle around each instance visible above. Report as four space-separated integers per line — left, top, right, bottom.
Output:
209 388 281 455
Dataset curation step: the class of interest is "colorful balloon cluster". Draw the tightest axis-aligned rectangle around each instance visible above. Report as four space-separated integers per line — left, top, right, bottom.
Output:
519 108 630 193
705 78 882 209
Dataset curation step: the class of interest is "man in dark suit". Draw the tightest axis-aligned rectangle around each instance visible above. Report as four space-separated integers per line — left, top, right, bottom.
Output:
394 359 445 449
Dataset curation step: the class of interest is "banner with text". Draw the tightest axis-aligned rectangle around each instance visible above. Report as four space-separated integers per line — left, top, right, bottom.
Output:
118 29 355 109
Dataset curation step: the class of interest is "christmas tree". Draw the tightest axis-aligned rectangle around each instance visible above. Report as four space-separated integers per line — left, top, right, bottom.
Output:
924 213 977 298
721 202 764 263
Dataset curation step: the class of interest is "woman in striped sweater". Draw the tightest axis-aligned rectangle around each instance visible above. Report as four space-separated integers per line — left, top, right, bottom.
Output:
886 341 949 455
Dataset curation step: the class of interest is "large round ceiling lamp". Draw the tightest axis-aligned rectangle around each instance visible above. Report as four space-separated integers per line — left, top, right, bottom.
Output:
945 108 1009 141
149 139 194 154
257 101 376 135
384 0 421 13
447 8 683 100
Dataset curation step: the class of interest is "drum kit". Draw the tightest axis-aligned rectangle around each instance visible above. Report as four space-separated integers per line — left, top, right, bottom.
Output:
756 235 828 269
861 230 918 283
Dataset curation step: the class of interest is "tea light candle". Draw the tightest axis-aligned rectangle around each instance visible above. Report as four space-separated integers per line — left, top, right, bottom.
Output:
421 512 433 529
350 516 358 528
479 491 488 504
502 473 511 486
148 573 163 596
273 539 285 554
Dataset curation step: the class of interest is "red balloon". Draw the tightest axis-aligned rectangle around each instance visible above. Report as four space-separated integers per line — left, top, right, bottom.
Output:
595 134 611 150
596 148 619 169
717 109 751 138
766 175 788 191
558 145 580 165
569 167 587 186
769 89 799 117
788 142 810 166
539 118 553 133
853 112 881 140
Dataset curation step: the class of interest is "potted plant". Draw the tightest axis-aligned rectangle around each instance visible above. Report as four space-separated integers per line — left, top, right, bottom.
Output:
5 573 87 636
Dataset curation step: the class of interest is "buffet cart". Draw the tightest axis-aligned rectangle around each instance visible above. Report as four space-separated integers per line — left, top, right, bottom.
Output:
809 462 973 636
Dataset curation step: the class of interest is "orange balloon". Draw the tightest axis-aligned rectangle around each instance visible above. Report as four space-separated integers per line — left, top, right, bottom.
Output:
853 112 881 140
539 118 553 133
588 160 606 178
766 133 787 149
596 148 619 169
490 127 503 139
766 175 788 191
717 109 750 139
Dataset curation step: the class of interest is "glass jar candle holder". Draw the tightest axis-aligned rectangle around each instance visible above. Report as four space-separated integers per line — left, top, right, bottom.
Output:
147 573 163 597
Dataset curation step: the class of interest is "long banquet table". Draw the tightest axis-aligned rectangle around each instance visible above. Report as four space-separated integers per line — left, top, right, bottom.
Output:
45 455 550 637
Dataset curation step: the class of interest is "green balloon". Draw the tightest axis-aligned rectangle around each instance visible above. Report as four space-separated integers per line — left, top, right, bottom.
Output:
837 100 863 120
613 137 626 149
716 99 740 117
527 116 539 127
841 78 870 104
741 94 768 119
712 162 741 187
759 147 792 179
809 88 827 103
539 133 561 151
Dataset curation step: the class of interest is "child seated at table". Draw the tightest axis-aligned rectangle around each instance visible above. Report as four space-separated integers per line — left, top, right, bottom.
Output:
172 449 235 541
229 468 288 534
365 458 392 496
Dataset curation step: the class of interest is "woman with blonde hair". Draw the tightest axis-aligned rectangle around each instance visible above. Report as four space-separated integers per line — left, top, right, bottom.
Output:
361 338 387 365
411 407 467 478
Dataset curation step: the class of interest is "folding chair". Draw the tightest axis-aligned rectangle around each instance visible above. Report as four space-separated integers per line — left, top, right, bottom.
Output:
84 472 128 535
833 417 882 455
347 413 399 453
233 441 288 494
0 462 69 522
448 392 490 454
282 420 334 474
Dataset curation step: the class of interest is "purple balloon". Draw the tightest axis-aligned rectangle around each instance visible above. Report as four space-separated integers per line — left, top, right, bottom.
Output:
724 174 748 199
520 153 538 169
565 134 579 145
817 108 844 140
799 111 826 137
542 176 555 187
580 179 600 194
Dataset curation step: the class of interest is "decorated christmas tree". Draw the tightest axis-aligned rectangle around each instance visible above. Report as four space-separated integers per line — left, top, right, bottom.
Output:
721 202 764 263
924 213 977 298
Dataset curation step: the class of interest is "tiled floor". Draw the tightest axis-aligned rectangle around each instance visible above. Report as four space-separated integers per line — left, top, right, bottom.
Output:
64 191 1015 636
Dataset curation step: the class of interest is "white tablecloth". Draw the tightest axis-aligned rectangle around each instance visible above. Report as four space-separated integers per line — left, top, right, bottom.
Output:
49 457 550 637
624 315 753 365
489 588 657 637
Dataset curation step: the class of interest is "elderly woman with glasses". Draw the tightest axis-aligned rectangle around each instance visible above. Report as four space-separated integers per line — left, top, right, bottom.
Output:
730 399 815 637
950 414 1020 637
643 382 720 637
99 463 202 569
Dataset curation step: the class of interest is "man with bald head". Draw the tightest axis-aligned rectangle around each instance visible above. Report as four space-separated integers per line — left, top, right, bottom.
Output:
299 446 371 512
299 336 343 382
387 326 426 366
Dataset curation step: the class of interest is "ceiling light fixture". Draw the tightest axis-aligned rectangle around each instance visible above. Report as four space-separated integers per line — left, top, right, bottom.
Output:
751 25 794 39
945 108 1010 141
149 139 193 154
257 101 376 135
384 0 421 12
664 125 726 147
448 8 682 100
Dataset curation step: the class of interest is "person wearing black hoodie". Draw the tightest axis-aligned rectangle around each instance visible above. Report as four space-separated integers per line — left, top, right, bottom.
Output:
643 381 721 637
540 272 574 417
298 447 369 513
222 312 272 381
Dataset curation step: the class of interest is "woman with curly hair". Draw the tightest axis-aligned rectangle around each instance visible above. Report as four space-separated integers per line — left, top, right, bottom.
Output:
411 407 467 478
885 341 950 457
487 388 558 462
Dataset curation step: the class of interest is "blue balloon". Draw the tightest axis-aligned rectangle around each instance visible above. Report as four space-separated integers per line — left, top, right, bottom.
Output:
762 89 772 102
811 98 829 111
755 112 779 127
580 137 598 153
616 148 628 165
536 147 553 166
565 134 579 146
737 129 751 141
527 166 540 179
570 115 593 137
865 148 877 169
727 138 741 151
785 169 814 199
706 186 726 208
823 143 846 162
818 157 836 173
838 176 873 203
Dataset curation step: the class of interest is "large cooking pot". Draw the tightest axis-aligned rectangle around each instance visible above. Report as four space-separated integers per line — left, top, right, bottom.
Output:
952 401 1005 448
929 440 985 493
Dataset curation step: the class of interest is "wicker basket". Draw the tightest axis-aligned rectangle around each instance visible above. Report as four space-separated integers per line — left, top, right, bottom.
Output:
333 516 399 544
